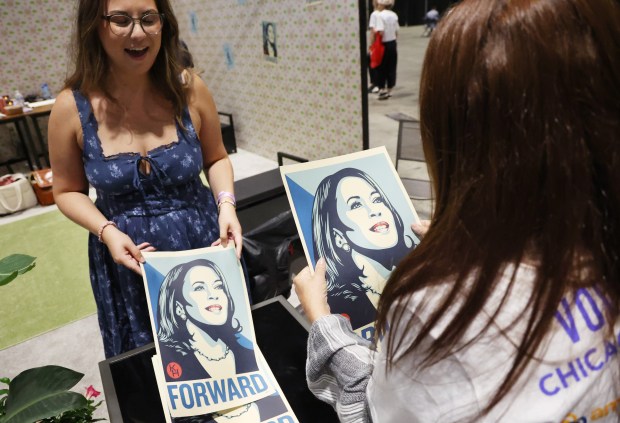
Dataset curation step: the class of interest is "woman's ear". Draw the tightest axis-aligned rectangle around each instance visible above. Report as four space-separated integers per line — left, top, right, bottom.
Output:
175 301 187 320
332 228 351 253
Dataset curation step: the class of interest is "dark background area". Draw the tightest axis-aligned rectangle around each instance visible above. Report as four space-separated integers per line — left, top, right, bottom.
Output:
364 0 460 27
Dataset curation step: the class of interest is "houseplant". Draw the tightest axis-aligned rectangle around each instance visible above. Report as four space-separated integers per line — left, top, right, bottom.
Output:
0 255 104 423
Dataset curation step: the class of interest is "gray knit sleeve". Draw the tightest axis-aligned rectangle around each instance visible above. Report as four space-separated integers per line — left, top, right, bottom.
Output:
306 314 374 423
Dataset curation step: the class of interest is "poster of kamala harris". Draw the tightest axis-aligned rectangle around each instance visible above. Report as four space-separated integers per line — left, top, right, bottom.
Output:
154 349 299 423
281 147 420 339
141 245 273 417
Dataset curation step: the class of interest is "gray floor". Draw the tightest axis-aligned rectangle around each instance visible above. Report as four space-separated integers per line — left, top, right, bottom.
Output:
0 25 430 421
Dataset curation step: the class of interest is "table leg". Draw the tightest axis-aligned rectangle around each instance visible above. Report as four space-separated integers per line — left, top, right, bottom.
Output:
12 118 35 171
28 115 50 167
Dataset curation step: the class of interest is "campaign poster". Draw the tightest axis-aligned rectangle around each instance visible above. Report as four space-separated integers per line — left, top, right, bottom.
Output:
280 147 420 339
141 246 273 417
262 21 278 63
153 349 299 422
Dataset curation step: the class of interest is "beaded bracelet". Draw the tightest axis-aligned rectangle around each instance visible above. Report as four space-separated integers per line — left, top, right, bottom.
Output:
217 198 236 211
97 221 117 243
217 191 236 203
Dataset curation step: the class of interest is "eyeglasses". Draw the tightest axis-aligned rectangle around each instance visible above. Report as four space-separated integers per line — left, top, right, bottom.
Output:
102 13 165 37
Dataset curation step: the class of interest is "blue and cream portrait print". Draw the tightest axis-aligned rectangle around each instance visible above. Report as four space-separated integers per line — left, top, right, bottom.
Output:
282 148 419 330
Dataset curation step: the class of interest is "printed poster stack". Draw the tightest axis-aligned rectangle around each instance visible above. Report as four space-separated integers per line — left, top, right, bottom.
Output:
141 246 298 423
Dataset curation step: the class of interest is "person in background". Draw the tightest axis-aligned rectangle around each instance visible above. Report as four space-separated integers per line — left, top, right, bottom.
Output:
295 0 620 421
423 6 439 37
367 0 382 94
375 0 399 100
48 0 243 358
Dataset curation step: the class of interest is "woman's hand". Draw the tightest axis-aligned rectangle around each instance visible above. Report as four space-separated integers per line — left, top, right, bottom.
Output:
294 258 331 323
213 203 243 258
412 219 431 239
102 227 155 274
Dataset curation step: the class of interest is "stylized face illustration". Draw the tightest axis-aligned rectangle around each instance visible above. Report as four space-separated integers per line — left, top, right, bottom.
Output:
335 176 398 250
181 266 229 327
267 24 275 43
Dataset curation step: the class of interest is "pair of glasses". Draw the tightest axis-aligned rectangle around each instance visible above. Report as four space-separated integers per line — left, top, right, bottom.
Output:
102 13 165 36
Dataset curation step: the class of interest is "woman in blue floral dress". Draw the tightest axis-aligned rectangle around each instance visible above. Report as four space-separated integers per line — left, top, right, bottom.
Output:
48 0 243 358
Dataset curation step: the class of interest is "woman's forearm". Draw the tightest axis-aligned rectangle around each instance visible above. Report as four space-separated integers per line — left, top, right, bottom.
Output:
55 190 110 235
205 156 235 197
307 314 374 422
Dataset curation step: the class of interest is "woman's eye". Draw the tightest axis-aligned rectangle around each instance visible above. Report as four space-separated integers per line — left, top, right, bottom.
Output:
109 15 131 26
194 285 205 291
213 283 224 291
349 201 361 210
142 14 158 26
371 195 384 204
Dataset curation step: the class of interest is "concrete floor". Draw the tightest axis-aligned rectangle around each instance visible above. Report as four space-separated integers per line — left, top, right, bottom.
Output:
0 25 431 421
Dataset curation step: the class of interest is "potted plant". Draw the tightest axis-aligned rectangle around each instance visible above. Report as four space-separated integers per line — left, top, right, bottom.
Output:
0 255 104 423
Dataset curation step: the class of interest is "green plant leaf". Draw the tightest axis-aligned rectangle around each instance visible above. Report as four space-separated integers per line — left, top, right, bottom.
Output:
0 272 18 287
0 378 10 385
0 255 36 287
1 366 85 423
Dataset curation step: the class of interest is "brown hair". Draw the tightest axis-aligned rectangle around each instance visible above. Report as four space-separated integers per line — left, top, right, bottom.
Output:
65 0 186 121
377 0 620 415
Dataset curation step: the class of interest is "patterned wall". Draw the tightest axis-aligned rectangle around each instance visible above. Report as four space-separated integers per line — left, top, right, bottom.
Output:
0 0 363 165
0 0 74 163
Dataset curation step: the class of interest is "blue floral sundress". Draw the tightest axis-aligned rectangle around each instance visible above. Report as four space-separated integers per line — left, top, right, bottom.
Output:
73 91 221 358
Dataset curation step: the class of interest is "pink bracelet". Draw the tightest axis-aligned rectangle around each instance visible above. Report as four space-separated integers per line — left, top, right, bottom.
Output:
217 191 236 203
97 221 117 242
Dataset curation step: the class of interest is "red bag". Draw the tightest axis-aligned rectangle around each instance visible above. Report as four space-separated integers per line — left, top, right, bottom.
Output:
30 168 55 206
369 35 385 69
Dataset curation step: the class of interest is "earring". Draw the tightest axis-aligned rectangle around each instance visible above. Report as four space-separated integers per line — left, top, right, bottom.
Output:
175 304 187 321
333 229 351 253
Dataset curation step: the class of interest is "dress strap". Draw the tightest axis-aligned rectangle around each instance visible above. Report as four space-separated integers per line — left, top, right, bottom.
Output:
179 106 200 144
72 90 103 156
72 90 94 128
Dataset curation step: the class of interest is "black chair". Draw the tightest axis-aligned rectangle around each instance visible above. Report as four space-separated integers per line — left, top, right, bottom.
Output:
395 119 433 200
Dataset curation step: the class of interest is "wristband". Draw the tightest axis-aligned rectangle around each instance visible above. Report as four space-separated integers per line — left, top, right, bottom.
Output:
98 221 117 242
217 191 236 203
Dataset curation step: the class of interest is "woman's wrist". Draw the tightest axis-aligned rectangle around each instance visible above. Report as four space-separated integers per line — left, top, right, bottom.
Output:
97 221 117 243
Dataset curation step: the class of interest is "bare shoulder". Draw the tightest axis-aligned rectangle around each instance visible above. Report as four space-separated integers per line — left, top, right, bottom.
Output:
48 89 82 146
186 75 218 133
49 89 80 128
187 74 215 108
50 89 77 116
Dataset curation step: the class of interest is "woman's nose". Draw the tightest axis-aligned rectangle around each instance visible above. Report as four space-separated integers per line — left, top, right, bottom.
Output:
368 204 382 217
207 288 219 300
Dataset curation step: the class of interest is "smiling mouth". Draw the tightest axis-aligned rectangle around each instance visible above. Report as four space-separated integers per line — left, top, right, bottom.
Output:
206 304 222 312
125 47 148 58
370 222 390 233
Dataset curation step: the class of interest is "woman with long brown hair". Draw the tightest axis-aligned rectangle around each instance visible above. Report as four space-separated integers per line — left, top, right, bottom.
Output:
295 0 620 421
48 0 243 358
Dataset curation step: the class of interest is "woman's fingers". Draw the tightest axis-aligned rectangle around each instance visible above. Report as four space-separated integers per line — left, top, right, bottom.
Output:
294 258 330 323
411 219 431 238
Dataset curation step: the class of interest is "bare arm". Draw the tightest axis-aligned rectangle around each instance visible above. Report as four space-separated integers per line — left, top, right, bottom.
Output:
189 76 242 257
48 90 152 274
